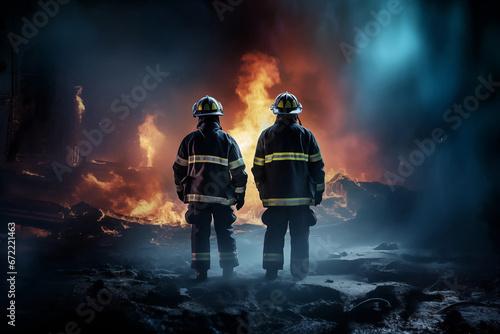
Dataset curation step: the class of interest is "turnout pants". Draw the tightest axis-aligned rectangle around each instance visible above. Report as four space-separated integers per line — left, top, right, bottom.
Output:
185 203 239 270
262 206 317 278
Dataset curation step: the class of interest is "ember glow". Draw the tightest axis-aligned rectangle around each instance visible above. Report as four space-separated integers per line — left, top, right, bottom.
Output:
21 170 46 178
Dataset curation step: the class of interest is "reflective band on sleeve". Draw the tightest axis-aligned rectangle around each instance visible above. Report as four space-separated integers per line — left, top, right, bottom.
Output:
229 158 245 169
309 152 322 162
235 187 246 194
175 155 188 166
192 252 210 261
176 185 183 191
316 183 325 191
263 253 284 262
186 194 236 206
189 155 228 166
254 156 265 166
262 198 314 206
265 152 309 163
219 251 238 261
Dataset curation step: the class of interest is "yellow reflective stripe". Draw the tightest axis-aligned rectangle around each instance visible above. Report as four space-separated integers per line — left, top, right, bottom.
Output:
235 187 245 194
175 185 183 191
262 198 313 206
175 155 188 166
189 155 228 166
309 152 322 162
264 152 309 163
316 183 325 191
263 253 284 261
219 251 238 260
186 194 236 205
229 157 244 169
254 156 265 166
192 252 210 261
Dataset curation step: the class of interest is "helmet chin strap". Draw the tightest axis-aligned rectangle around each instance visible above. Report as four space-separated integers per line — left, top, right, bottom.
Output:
297 116 302 126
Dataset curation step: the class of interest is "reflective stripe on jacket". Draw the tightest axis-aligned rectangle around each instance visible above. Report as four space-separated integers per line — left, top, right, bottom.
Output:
252 116 325 207
173 119 247 205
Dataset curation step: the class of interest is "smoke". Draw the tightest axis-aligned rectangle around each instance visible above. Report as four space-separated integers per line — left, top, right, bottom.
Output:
331 0 500 251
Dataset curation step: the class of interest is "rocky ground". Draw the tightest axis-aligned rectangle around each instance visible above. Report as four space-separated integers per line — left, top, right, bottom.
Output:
2 173 499 333
5 217 500 334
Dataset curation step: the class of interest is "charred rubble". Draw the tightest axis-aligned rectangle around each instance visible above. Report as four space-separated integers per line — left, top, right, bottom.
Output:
1 173 499 333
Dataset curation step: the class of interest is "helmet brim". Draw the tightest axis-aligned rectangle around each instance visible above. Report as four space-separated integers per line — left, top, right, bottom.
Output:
192 96 224 117
271 107 303 115
193 111 224 117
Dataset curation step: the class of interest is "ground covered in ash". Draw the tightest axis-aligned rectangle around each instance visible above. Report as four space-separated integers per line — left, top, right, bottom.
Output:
6 211 500 334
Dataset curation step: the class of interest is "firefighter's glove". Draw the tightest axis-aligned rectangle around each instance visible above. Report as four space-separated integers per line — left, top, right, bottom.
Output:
314 191 323 206
177 191 185 202
235 193 245 211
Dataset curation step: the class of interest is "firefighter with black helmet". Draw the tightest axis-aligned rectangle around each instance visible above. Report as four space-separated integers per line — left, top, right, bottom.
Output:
173 95 247 281
252 92 325 280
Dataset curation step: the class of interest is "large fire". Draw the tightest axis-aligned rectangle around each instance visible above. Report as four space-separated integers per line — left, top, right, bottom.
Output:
228 52 281 217
72 51 379 227
73 53 283 225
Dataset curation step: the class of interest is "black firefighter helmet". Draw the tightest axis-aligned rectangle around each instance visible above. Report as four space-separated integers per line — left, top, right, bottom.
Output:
192 95 224 117
270 91 303 115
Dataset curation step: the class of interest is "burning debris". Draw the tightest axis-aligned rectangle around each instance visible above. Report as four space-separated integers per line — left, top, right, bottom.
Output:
21 169 46 178
71 113 184 226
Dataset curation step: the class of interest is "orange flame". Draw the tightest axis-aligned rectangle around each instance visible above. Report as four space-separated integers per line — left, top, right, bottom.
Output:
82 171 125 192
21 170 46 178
74 114 184 226
138 114 165 167
75 87 85 123
228 53 281 221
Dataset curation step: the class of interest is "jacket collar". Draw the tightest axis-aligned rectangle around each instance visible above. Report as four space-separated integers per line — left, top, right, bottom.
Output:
275 115 298 126
197 119 221 138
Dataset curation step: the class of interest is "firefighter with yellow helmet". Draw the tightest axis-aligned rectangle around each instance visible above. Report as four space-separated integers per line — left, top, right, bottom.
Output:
252 92 325 280
173 96 247 281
